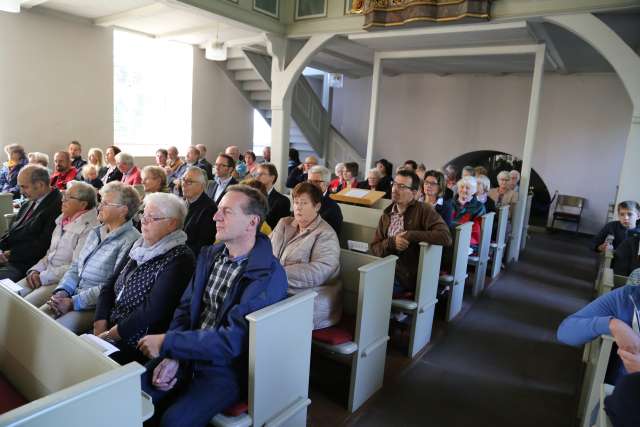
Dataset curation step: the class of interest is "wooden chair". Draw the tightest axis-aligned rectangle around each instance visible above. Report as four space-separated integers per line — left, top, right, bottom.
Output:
211 291 316 427
578 335 614 427
438 222 472 321
551 194 585 232
468 212 495 297
488 206 509 279
311 250 397 412
391 243 443 358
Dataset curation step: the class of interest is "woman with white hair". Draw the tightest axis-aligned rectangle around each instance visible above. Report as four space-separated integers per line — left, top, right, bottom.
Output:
475 174 496 214
357 167 391 198
488 170 518 218
94 192 195 364
116 152 142 185
328 162 346 193
451 176 486 248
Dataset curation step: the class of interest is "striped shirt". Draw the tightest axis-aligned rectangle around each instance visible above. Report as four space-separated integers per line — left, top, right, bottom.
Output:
199 248 248 330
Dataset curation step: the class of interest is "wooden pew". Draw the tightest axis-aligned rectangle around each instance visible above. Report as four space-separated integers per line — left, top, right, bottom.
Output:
596 384 615 427
519 193 533 252
598 268 628 296
488 206 509 279
312 250 397 412
468 212 495 297
578 335 614 427
391 243 443 358
439 222 472 321
211 291 316 427
336 203 383 250
0 282 151 426
0 193 13 236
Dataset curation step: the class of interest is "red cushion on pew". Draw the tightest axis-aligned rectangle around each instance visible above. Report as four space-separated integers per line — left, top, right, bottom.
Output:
223 401 249 417
395 291 414 300
312 316 356 345
0 375 28 415
439 270 450 277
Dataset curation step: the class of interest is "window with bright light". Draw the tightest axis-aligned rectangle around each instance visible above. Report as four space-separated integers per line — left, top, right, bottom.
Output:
253 109 271 154
114 30 193 156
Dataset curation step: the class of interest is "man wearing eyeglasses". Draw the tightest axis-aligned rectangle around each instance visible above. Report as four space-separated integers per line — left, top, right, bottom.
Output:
307 165 343 234
182 167 217 257
371 169 452 295
206 153 238 206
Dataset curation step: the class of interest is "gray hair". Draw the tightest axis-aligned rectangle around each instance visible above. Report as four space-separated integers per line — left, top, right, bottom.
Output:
457 176 477 195
142 165 168 188
476 174 491 193
28 152 49 167
497 170 511 181
309 165 331 183
510 170 520 179
144 192 187 229
367 168 382 179
100 181 141 221
334 162 345 176
66 180 97 209
115 152 134 167
184 166 207 185
19 164 50 186
225 184 268 232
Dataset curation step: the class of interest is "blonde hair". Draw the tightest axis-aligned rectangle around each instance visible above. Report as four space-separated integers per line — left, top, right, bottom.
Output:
88 148 105 168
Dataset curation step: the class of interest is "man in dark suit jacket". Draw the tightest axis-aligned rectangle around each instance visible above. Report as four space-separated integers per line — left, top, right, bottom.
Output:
307 165 343 234
285 155 318 188
255 163 291 229
206 153 238 205
182 167 217 257
0 165 62 281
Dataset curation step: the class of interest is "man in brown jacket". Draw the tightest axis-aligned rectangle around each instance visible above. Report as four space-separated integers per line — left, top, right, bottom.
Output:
371 169 452 294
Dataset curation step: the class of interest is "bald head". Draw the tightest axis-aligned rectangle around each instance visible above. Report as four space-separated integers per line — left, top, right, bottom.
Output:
225 146 240 161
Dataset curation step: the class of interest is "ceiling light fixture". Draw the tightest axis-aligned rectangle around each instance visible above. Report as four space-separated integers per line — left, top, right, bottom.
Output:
0 0 20 13
205 24 227 61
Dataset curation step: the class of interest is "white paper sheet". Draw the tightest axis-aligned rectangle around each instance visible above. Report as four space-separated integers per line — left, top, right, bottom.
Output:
348 240 369 253
0 278 28 297
344 189 369 198
80 333 119 356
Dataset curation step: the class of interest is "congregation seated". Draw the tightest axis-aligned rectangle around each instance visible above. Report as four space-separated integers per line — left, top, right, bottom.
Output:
50 151 78 190
17 181 99 307
164 146 187 190
557 283 640 385
375 158 394 192
286 155 317 188
94 192 195 365
422 169 453 227
116 152 142 185
605 371 640 427
241 178 273 235
206 153 238 205
0 165 62 281
358 167 391 198
255 162 290 230
68 140 87 171
307 165 343 234
182 166 217 256
371 169 452 294
475 174 496 214
195 144 214 180
80 164 104 190
270 182 341 330
27 151 50 169
102 145 123 184
87 147 108 180
488 170 518 218
593 201 640 252
142 165 169 196
328 162 346 193
0 144 28 198
451 176 486 248
43 181 141 333
137 185 287 427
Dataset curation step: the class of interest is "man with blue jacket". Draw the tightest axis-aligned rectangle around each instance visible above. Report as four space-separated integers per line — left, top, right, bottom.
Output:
137 185 288 427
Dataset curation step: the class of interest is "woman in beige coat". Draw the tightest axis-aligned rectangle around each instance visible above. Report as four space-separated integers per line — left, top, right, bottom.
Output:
270 182 341 330
488 170 518 218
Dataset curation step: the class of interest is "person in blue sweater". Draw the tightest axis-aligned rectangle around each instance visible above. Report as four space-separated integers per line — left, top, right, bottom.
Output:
557 283 640 385
137 185 288 427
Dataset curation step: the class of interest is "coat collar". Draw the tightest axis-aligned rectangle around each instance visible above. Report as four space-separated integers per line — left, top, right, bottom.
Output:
59 208 99 233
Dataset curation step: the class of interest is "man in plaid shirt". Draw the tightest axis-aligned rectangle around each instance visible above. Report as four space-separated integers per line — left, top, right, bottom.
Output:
138 185 288 427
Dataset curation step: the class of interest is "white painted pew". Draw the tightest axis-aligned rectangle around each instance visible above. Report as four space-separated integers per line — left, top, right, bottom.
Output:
336 202 383 250
391 242 443 358
519 193 533 252
468 212 495 298
211 291 316 427
439 222 472 322
594 249 614 290
371 198 392 210
0 193 13 235
488 206 509 279
312 250 397 412
595 384 614 427
0 282 150 426
578 335 614 427
598 268 628 296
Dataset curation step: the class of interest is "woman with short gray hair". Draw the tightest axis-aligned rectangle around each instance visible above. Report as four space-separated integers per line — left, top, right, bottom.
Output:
116 152 142 185
94 192 194 364
452 176 485 249
357 167 391 198
488 170 518 218
475 174 496 213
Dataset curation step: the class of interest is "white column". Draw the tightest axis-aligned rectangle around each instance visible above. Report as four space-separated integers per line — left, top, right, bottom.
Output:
617 114 640 204
270 96 292 193
365 52 382 170
507 44 545 263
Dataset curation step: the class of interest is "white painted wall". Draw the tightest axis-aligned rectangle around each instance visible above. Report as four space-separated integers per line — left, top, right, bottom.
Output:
331 73 632 234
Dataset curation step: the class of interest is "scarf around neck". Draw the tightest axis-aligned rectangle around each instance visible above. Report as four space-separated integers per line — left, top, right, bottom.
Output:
129 229 187 265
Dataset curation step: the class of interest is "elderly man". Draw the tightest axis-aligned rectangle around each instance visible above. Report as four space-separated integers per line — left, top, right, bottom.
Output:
0 165 62 281
255 163 290 229
358 167 391 198
68 141 87 171
195 144 214 180
225 145 246 178
165 147 187 189
116 153 142 185
262 146 271 163
509 169 521 192
137 185 287 427
286 155 318 189
18 181 99 306
182 166 217 257
371 169 452 294
206 153 238 205
50 151 78 190
307 165 342 234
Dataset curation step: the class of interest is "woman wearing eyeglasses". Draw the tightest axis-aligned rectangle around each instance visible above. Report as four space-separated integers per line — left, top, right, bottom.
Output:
42 181 141 334
94 192 194 364
422 170 453 227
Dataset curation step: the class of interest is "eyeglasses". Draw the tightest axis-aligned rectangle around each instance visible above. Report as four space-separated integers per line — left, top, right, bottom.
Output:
182 179 199 185
392 182 413 191
98 201 124 209
424 180 439 187
140 216 169 225
62 195 82 202
308 179 324 186
215 163 231 168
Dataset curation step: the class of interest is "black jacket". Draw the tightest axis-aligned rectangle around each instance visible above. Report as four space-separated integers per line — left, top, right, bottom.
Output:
197 158 214 180
0 189 62 273
266 189 291 229
593 221 640 252
286 168 307 189
206 177 238 206
614 236 640 276
103 167 123 184
320 194 343 235
357 180 392 199
184 192 217 257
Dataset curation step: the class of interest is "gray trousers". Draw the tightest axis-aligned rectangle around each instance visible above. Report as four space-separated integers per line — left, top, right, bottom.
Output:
17 278 56 307
40 303 95 334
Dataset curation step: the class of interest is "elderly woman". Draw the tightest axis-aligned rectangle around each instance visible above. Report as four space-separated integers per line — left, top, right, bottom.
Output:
475 174 496 214
102 145 123 184
94 193 195 364
328 163 346 193
141 165 169 195
488 170 518 218
0 144 28 198
18 181 100 307
270 182 341 330
451 176 486 248
244 150 258 176
422 170 453 227
116 152 141 185
28 152 50 169
42 181 141 333
358 167 391 198
81 164 104 190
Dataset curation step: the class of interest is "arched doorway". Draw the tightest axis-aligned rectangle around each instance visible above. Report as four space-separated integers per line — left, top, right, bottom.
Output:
445 150 552 226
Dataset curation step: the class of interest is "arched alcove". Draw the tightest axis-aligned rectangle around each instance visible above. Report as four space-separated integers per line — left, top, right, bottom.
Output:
445 150 551 226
